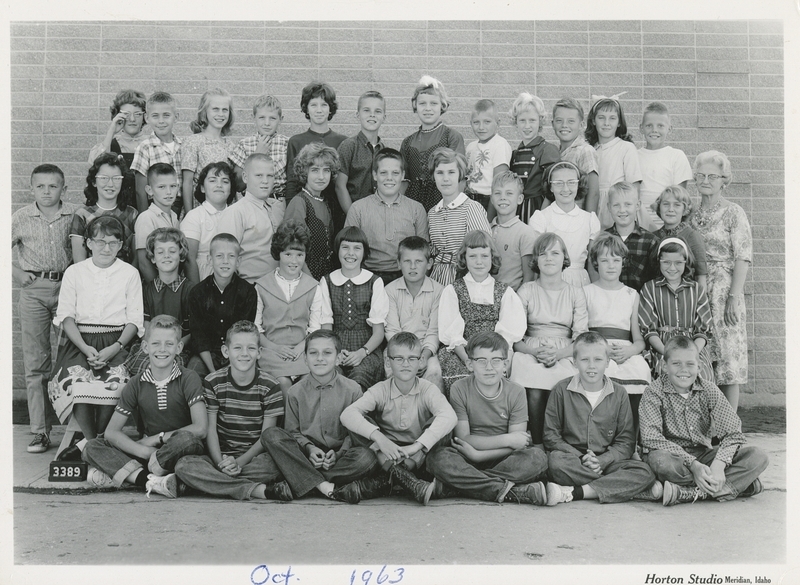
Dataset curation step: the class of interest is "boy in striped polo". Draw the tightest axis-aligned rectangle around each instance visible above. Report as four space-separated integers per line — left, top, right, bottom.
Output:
175 320 291 501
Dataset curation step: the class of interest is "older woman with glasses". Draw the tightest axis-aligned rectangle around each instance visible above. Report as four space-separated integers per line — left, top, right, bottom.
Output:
689 151 753 411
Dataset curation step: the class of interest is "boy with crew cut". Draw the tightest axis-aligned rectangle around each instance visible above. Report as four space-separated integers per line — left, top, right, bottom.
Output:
131 91 182 215
260 330 383 504
336 90 386 215
427 332 549 505
465 99 512 213
12 164 79 453
135 163 181 282
175 320 291 501
552 97 599 212
640 335 768 506
229 95 289 198
489 170 537 291
187 233 258 376
384 236 444 390
345 149 429 284
216 153 285 283
637 102 693 231
544 331 659 505
82 315 207 497
340 332 457 505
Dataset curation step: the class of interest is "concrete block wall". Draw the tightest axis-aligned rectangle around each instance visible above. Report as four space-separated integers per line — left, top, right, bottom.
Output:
9 20 785 400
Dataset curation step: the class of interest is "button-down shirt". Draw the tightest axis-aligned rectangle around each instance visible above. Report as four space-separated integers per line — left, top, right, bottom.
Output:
285 373 363 452
639 375 746 466
228 133 289 197
606 223 660 292
559 134 598 176
130 132 183 181
134 203 179 249
344 193 429 272
340 378 457 452
384 276 443 355
188 273 258 354
338 131 383 202
215 192 285 283
638 277 713 343
12 201 78 272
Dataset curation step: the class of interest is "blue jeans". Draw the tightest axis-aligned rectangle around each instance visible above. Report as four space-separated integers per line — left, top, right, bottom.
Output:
645 445 768 501
260 427 379 497
548 450 656 503
18 277 62 434
175 453 283 500
82 430 204 487
427 445 548 502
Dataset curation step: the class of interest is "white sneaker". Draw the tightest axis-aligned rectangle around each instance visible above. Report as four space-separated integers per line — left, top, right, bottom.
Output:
87 467 114 488
546 482 574 506
145 473 178 499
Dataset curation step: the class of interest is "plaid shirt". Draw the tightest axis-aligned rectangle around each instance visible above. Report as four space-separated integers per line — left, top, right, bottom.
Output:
228 133 289 197
640 375 746 466
130 133 183 180
606 223 660 292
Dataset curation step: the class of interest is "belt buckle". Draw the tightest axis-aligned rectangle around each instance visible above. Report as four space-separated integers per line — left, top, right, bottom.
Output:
46 271 59 281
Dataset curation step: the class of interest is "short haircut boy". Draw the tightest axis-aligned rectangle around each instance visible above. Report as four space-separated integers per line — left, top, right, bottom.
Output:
305 328 342 354
224 319 259 345
386 331 422 354
147 162 177 185
491 169 523 194
243 152 274 172
373 147 405 173
428 147 468 180
301 82 338 120
455 230 501 276
253 94 283 118
607 181 638 205
642 101 670 121
466 331 509 358
145 227 189 264
145 314 182 341
31 163 65 183
551 97 585 121
270 219 310 261
662 334 695 361
146 91 177 110
473 99 498 117
334 225 371 260
209 232 240 254
396 235 430 261
358 90 385 111
588 232 628 270
572 330 608 358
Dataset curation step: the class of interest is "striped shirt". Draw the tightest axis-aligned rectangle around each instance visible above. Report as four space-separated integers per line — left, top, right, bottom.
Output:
428 193 491 286
640 375 746 466
638 277 713 343
204 367 283 456
228 133 289 197
12 201 78 272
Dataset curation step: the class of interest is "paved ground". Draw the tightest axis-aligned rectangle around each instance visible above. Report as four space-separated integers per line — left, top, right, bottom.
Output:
10 425 787 570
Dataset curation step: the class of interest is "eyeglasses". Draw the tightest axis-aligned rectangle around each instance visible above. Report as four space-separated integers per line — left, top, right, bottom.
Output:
124 112 145 119
693 173 723 183
388 356 421 365
95 175 124 185
550 180 580 189
470 357 505 369
90 238 123 250
660 260 686 268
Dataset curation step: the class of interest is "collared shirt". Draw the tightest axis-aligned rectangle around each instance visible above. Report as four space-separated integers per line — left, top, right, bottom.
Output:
130 132 183 182
384 276 443 355
529 204 601 270
144 276 192 335
319 269 389 326
491 216 537 291
116 365 204 436
53 258 144 335
188 273 257 354
180 201 228 279
438 274 526 350
204 366 283 456
559 134 598 176
12 201 78 272
285 373 363 452
229 133 289 197
639 375 746 466
465 133 512 196
141 362 182 410
606 222 660 292
340 377 457 451
215 192 285 283
134 203 179 249
638 277 713 343
338 131 383 202
344 193 429 272
543 375 636 469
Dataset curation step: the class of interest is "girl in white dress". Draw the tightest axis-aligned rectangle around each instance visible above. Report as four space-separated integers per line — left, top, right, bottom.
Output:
510 232 588 445
529 161 601 287
583 233 651 434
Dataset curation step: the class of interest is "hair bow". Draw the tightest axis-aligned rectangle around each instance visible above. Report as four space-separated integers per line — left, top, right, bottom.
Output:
590 91 628 107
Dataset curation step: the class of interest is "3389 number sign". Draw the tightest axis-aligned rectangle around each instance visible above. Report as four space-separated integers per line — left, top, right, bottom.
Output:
49 461 88 482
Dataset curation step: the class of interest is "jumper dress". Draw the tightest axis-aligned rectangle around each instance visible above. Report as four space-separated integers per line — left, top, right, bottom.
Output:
300 191 334 281
438 278 507 397
401 126 458 213
329 273 384 390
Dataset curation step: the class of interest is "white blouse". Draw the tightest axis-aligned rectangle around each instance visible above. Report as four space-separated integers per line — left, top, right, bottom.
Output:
319 269 390 327
438 273 526 350
53 258 144 336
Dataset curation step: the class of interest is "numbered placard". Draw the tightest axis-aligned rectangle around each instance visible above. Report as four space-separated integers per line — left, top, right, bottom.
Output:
49 461 88 482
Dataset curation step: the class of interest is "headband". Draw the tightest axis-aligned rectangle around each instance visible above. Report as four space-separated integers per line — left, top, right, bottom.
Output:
658 237 689 256
545 161 581 183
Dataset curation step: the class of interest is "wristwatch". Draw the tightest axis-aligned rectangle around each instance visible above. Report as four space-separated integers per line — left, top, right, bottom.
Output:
158 432 165 447
361 346 371 356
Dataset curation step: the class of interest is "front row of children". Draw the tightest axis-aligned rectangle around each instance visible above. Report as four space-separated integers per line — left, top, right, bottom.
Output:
81 312 767 508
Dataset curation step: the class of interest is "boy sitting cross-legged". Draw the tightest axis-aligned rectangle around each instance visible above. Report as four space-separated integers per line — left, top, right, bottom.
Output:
426 332 549 505
544 331 659 505
340 332 457 505
640 335 768 506
174 320 291 501
82 315 207 496
259 329 383 504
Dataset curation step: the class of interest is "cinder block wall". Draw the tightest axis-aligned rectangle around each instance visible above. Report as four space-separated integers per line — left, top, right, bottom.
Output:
9 20 784 400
